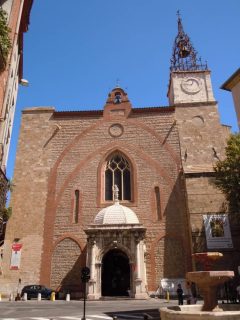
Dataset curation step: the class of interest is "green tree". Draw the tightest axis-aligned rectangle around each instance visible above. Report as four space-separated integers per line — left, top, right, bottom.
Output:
0 7 11 67
0 206 12 221
214 133 240 212
0 177 13 221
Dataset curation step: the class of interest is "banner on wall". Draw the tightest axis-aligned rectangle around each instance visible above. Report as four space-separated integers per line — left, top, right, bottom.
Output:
203 214 233 249
10 243 23 270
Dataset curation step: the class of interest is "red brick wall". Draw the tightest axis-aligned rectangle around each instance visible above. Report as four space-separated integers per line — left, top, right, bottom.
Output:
37 108 191 291
51 237 83 293
2 105 192 293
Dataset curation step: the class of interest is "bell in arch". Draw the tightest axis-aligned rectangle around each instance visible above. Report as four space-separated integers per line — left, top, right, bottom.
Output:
178 40 190 58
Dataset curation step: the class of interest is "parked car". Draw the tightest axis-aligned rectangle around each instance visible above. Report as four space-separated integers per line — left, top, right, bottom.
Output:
21 285 53 300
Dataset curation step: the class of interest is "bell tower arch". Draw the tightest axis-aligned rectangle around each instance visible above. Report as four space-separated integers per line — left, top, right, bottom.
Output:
168 11 215 106
167 13 230 268
167 12 227 170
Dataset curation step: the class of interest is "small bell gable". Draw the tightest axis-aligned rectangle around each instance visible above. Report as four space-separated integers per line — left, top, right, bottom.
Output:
103 87 132 119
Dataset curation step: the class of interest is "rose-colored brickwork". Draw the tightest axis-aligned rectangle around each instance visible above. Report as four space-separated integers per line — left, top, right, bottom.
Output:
1 83 233 296
51 237 83 292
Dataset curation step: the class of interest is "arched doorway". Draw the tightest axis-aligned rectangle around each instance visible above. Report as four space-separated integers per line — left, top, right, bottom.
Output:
102 249 130 296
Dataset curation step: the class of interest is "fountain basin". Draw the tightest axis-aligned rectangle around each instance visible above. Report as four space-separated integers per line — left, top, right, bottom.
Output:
161 251 237 318
160 305 240 320
187 271 234 311
187 271 234 285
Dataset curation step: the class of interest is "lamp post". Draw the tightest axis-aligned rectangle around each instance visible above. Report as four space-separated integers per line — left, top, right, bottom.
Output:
81 267 90 320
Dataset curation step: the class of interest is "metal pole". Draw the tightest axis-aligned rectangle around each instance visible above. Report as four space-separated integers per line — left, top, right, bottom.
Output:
81 266 90 320
82 282 86 320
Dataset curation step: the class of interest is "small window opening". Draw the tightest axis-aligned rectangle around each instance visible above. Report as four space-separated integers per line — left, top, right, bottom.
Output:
74 190 80 223
155 186 161 220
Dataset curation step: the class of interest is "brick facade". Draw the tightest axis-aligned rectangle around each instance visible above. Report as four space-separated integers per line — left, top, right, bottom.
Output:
0 73 238 297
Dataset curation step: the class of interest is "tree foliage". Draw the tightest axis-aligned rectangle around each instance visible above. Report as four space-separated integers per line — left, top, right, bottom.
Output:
0 206 12 222
0 7 11 63
0 176 12 222
214 133 240 212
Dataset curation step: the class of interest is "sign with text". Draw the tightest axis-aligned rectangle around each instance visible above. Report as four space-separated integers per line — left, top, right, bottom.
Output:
203 214 233 249
10 243 22 270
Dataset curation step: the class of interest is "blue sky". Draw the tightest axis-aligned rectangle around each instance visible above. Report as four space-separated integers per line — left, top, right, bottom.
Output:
6 0 240 178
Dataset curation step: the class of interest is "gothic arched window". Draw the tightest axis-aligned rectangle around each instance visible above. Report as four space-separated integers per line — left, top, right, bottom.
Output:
105 153 131 201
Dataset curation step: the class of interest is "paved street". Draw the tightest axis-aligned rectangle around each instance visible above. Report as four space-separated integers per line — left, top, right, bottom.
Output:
0 298 180 320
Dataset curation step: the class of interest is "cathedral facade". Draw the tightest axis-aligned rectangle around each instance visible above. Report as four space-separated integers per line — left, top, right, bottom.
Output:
0 16 238 298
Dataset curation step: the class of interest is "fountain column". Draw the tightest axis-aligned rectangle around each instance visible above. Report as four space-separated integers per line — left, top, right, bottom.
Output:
187 253 234 312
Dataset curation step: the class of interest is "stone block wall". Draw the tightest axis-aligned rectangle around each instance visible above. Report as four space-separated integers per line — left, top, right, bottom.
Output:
51 238 83 293
0 103 192 295
0 108 55 295
43 108 191 292
175 102 228 169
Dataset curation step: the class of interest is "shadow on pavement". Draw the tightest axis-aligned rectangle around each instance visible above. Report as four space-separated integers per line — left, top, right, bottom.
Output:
106 308 161 320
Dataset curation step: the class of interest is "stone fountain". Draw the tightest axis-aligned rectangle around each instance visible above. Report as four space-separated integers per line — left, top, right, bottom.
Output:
187 252 234 312
160 252 240 320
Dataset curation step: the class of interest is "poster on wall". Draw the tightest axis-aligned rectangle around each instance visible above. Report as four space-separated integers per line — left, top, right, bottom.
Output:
203 214 233 249
10 243 22 270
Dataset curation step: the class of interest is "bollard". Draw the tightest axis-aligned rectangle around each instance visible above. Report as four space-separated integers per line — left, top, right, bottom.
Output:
23 292 27 301
15 293 21 301
9 293 14 301
50 291 55 301
166 290 170 303
0 293 1 301
66 293 70 301
37 292 41 301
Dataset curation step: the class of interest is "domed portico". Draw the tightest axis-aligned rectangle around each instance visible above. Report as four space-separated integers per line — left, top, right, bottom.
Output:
84 186 148 300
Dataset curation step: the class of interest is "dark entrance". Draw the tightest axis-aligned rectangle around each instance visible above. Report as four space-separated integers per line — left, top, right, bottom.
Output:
102 249 130 296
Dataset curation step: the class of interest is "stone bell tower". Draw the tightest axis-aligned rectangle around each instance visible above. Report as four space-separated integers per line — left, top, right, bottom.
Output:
168 12 231 256
168 12 228 170
168 11 215 106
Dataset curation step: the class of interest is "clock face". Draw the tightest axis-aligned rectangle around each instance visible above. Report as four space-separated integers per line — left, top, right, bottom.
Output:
181 77 202 94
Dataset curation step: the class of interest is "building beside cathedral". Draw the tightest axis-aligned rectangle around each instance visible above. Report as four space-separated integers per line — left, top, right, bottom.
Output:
0 15 238 298
221 68 240 131
0 0 33 248
0 0 33 172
